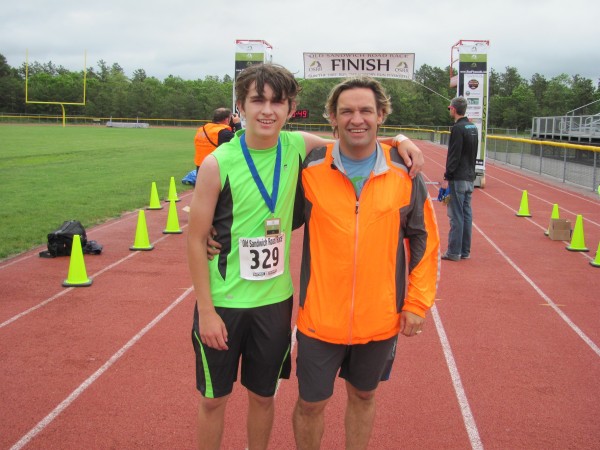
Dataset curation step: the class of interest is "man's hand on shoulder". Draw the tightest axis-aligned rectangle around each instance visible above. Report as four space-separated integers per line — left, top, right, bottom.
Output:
383 134 424 178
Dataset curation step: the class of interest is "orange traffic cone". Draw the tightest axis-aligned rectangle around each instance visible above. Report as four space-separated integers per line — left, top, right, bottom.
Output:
566 215 588 252
62 235 92 287
130 210 154 251
163 200 183 234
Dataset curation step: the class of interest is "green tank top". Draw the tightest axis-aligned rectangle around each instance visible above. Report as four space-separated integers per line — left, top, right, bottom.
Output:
208 130 306 308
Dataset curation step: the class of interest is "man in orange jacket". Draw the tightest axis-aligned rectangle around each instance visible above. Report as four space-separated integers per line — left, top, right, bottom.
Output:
194 108 242 172
292 76 440 450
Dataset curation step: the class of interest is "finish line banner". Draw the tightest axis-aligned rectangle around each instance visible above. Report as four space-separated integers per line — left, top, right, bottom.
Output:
303 53 415 80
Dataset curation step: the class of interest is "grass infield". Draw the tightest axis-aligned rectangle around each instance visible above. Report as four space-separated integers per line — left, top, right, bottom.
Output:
0 124 197 259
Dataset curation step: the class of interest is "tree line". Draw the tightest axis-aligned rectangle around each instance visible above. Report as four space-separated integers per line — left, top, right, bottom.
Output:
1 53 598 131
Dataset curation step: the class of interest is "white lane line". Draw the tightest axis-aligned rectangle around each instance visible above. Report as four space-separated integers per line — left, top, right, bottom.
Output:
424 165 595 263
476 189 593 262
431 305 484 450
486 163 600 209
473 222 600 357
425 157 597 351
9 287 194 450
0 226 187 330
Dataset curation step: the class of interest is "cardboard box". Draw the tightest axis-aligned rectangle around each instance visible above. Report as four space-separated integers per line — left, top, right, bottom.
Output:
548 218 571 241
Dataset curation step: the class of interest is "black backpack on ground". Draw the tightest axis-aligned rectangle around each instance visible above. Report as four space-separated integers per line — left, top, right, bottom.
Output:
39 220 102 258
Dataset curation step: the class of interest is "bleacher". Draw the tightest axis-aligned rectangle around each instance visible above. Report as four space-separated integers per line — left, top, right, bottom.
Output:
531 113 600 145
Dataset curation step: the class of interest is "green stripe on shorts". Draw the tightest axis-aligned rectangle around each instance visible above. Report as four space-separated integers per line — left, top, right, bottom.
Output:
276 343 291 381
193 330 214 398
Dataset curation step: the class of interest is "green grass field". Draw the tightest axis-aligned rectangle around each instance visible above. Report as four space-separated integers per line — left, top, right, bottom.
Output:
0 124 197 259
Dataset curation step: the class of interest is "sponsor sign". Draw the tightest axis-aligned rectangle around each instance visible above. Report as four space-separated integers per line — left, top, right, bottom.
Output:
456 43 489 173
234 40 273 81
234 40 273 121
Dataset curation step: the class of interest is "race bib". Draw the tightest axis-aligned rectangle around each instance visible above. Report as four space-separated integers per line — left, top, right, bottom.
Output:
239 234 285 281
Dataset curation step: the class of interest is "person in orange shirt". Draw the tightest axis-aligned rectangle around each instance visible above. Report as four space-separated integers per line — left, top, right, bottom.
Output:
193 108 241 172
292 76 440 450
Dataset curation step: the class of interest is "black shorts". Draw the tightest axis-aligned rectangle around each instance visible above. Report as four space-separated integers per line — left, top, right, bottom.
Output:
192 297 292 398
296 331 398 402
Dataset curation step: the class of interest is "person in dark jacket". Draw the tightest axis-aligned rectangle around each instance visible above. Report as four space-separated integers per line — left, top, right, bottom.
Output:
441 96 479 261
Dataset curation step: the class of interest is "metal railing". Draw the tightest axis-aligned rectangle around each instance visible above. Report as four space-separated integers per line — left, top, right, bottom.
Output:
531 114 600 144
486 135 600 191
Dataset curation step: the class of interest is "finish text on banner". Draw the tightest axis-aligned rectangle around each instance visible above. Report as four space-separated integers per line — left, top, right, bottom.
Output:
303 53 415 80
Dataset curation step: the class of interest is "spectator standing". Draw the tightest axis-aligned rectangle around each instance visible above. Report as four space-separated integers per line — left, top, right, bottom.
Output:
441 96 479 261
194 108 242 172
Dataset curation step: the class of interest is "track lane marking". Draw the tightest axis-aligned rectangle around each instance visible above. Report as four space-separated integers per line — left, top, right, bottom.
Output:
475 188 594 262
424 163 599 354
431 305 484 450
420 156 595 263
9 287 195 450
0 225 188 330
473 222 600 357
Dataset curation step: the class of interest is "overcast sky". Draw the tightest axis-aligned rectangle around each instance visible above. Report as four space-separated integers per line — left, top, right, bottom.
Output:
2 0 599 83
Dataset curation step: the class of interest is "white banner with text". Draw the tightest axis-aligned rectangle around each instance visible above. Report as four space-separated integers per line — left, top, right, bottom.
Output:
303 53 415 80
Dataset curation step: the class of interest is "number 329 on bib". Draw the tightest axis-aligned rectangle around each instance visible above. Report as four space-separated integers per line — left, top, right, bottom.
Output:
238 234 285 281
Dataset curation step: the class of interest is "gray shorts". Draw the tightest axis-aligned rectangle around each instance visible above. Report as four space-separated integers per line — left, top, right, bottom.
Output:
295 331 398 402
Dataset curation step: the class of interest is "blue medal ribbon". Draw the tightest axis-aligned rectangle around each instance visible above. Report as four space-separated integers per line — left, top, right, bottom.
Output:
240 133 281 214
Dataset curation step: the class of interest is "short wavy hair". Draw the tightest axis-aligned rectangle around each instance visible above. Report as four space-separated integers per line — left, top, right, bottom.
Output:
324 76 392 124
450 96 468 116
235 63 301 113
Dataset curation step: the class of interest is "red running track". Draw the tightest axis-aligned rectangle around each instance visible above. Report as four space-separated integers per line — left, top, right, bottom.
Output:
1 139 599 449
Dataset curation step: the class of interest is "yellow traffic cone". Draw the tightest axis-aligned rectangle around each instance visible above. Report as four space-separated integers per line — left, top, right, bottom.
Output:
544 203 560 236
163 200 183 234
515 190 531 217
566 214 589 252
62 235 92 287
130 210 155 251
147 181 163 210
167 176 180 202
590 242 600 268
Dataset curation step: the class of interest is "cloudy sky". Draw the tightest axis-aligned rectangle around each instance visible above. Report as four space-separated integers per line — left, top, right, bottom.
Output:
2 0 599 83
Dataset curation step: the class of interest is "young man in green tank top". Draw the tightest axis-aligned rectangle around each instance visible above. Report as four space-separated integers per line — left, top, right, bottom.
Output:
187 63 423 450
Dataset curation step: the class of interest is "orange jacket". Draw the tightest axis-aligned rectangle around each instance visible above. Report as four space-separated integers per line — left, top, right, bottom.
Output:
194 123 231 167
296 143 440 345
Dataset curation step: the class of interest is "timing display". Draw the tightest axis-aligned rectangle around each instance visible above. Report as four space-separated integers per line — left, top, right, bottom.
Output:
291 109 309 119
